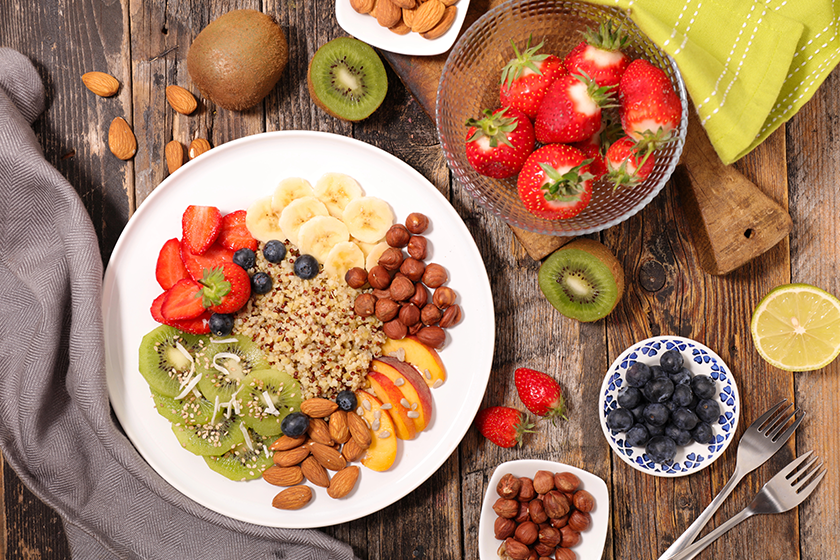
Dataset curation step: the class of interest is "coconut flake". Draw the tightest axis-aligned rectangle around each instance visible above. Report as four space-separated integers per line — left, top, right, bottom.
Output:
212 352 241 378
175 373 202 400
262 391 280 416
175 341 195 364
239 422 254 451
211 395 220 425
210 337 238 344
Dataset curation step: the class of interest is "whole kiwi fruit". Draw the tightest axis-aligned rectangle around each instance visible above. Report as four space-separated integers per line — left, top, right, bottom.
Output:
187 9 288 111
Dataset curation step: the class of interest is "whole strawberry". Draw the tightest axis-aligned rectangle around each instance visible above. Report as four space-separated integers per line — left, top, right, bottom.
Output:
605 136 658 189
474 406 535 448
514 368 567 423
534 73 616 144
198 262 252 314
517 144 594 220
564 21 630 89
465 107 535 179
618 59 682 141
571 115 623 182
499 37 566 120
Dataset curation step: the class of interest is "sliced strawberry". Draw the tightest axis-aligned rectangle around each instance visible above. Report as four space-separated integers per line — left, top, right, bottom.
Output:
160 278 205 321
180 241 235 281
217 210 259 252
182 205 222 255
155 237 190 290
151 292 212 334
198 262 252 314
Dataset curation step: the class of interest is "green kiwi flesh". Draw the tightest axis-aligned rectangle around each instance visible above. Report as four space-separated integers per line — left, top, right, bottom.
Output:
241 368 302 436
538 238 625 322
195 335 269 403
307 37 387 122
152 389 214 426
172 415 246 456
203 430 277 481
138 325 206 398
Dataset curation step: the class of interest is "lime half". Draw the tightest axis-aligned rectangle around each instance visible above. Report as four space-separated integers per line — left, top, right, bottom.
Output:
750 283 840 372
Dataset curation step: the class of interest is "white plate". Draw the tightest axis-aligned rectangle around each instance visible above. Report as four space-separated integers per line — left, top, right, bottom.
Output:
478 459 609 560
598 336 740 478
102 130 495 528
334 0 470 56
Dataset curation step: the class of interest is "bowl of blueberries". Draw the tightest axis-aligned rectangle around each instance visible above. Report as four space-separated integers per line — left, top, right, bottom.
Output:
598 336 740 477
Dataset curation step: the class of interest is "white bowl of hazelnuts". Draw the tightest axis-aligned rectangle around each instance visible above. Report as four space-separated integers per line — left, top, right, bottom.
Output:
479 459 609 560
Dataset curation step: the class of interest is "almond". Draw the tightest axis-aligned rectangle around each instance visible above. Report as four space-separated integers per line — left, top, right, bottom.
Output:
306 418 334 446
327 465 360 499
165 85 198 115
273 445 310 467
350 0 375 14
420 5 456 39
410 0 444 33
342 438 364 462
165 140 184 174
440 0 458 5
328 410 351 444
262 465 304 487
272 485 312 510
189 138 212 159
82 71 120 97
375 0 401 28
389 19 411 35
269 434 307 451
301 398 339 418
402 7 416 28
309 441 347 471
301 456 331 488
108 117 136 160
392 0 415 8
347 411 372 449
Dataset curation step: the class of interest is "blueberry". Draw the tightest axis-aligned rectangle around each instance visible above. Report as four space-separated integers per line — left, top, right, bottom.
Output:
665 399 679 413
606 408 635 432
670 367 693 386
642 377 675 403
695 399 721 424
251 271 273 294
672 407 700 431
335 390 358 412
690 375 717 400
665 424 693 446
625 362 652 387
617 386 643 409
208 313 234 337
646 435 677 463
659 349 684 373
644 403 671 426
650 365 667 378
645 422 665 437
630 404 647 423
263 240 287 263
233 248 256 270
281 412 310 438
671 384 694 408
691 422 714 444
626 424 650 447
294 254 319 279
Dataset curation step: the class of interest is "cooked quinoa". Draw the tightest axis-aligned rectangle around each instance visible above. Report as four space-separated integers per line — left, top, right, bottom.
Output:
234 243 385 400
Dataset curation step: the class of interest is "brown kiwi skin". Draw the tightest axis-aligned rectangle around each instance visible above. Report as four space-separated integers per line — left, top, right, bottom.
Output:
561 238 625 315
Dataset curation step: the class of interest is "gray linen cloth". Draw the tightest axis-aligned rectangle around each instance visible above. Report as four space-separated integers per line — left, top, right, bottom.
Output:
0 47 359 560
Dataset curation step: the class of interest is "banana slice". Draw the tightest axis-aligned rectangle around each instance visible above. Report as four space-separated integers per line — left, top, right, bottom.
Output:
314 172 364 218
278 196 330 248
245 195 285 242
342 196 394 244
297 215 350 263
272 177 315 215
364 241 390 271
324 241 365 279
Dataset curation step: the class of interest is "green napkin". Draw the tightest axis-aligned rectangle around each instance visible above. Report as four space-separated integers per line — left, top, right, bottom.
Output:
588 0 840 164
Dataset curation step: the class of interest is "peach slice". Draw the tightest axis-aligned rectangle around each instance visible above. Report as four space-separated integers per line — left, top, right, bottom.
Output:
354 390 397 472
366 371 418 440
380 336 447 388
370 357 433 434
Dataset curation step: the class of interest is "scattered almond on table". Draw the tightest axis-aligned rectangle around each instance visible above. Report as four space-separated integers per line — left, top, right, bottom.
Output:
82 71 120 97
351 0 458 40
108 117 137 160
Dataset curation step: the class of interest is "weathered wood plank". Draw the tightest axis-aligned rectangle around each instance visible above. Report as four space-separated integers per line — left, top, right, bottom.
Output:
2 466 70 560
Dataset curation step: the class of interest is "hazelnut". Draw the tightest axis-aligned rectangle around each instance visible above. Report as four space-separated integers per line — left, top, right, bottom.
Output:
386 224 411 247
550 514 569 529
554 548 576 560
572 489 595 513
416 325 445 348
517 477 536 501
405 212 429 234
528 498 548 524
559 526 580 548
389 276 416 302
420 303 443 326
537 526 561 548
368 266 392 289
408 322 422 335
533 542 556 558
514 501 530 524
399 257 426 282
378 247 404 271
554 472 580 493
543 490 570 519
344 267 368 289
410 283 428 307
439 304 462 328
515 521 538 545
533 470 555 495
492 498 519 519
372 288 391 300
497 473 522 499
503 538 530 560
353 293 376 317
407 235 428 260
433 286 457 309
382 319 407 340
421 263 447 288
568 510 591 532
494 516 516 540
374 298 400 322
398 303 421 327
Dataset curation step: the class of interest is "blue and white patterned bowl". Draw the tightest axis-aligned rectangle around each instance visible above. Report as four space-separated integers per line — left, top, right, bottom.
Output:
598 336 740 477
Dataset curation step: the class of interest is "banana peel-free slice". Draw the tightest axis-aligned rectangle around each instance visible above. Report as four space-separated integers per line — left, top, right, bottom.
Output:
342 196 394 244
245 195 285 242
297 215 350 263
272 177 315 216
278 196 330 248
314 172 363 219
324 241 365 279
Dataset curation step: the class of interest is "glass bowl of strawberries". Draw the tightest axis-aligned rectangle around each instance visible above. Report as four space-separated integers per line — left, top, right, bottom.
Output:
436 0 688 235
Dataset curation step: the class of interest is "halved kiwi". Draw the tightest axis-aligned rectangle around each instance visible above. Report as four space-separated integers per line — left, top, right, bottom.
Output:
307 37 387 122
172 415 246 456
195 335 269 403
538 238 625 322
203 430 277 481
151 389 215 426
138 325 206 398
241 368 302 437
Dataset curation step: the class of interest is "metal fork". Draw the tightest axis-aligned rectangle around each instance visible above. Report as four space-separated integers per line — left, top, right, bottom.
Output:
658 399 803 560
667 451 826 560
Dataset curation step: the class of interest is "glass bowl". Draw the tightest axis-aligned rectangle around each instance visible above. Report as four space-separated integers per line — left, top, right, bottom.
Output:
435 0 688 236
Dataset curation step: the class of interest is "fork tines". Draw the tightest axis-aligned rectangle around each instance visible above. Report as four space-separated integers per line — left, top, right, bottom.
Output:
757 400 804 443
785 451 827 494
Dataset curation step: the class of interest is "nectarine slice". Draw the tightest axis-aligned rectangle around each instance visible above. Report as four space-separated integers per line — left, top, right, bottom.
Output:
366 371 417 440
380 336 447 388
370 357 433 433
354 390 397 472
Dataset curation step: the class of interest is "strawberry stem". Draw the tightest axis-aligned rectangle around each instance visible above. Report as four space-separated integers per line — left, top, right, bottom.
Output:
465 107 520 149
500 35 550 88
198 266 232 307
539 158 595 201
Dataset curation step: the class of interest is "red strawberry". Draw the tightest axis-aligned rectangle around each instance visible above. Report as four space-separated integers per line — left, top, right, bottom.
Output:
570 115 624 182
474 406 534 448
534 73 616 144
180 241 235 281
514 367 567 423
155 237 189 290
217 210 258 252
160 278 205 320
618 59 682 140
150 292 211 334
197 262 251 314
605 136 658 188
564 21 630 89
517 144 594 220
182 205 222 255
499 38 566 120
465 107 535 179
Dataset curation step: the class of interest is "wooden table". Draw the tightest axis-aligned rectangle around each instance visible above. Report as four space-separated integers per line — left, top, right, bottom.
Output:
1 1 838 559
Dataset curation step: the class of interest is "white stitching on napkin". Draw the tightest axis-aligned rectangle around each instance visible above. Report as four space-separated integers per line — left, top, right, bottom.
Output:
697 3 756 112
674 2 701 55
662 0 691 48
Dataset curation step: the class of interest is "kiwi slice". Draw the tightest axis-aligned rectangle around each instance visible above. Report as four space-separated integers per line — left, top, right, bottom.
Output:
195 335 269 404
241 368 302 437
138 325 207 398
307 37 387 122
538 238 625 322
172 415 247 456
151 389 215 426
203 430 278 481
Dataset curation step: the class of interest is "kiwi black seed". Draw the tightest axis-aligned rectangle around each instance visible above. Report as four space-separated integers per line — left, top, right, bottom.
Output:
307 37 388 122
195 334 270 404
203 430 277 481
151 389 215 426
138 325 207 398
538 238 625 322
241 368 303 437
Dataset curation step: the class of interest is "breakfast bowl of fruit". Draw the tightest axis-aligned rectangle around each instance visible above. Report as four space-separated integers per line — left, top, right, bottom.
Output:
436 0 688 236
599 336 740 477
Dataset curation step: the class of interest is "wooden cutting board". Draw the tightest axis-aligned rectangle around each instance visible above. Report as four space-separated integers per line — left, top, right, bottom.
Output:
379 0 792 274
